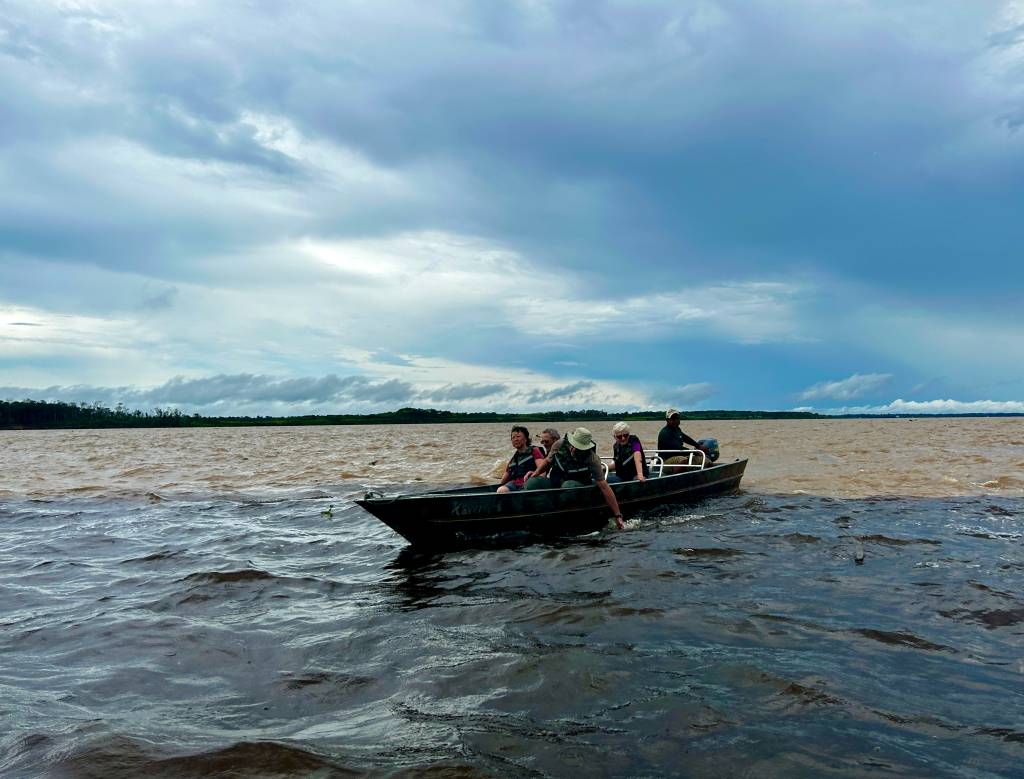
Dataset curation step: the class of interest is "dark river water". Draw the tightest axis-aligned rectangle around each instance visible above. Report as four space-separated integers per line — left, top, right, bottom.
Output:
2 483 1022 778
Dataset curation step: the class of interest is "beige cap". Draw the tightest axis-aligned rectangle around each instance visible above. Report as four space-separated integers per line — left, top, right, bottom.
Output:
665 408 680 419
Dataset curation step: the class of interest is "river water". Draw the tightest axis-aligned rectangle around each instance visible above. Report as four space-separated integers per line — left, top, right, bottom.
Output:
1 419 1022 777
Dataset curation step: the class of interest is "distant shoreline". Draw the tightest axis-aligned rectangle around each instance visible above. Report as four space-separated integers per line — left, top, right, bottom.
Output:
1 400 1022 430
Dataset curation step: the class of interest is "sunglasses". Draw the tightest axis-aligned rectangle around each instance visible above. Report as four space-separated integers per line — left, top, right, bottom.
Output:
614 433 629 440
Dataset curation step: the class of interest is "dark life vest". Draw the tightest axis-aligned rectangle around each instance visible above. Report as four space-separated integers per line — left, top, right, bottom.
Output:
551 444 594 487
507 447 542 482
613 434 649 480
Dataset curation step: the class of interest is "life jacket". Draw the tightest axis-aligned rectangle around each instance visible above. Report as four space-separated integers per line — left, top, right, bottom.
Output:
550 444 594 487
507 447 543 484
613 434 649 480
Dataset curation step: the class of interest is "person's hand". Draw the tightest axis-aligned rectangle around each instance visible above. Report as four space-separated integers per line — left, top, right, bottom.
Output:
637 475 646 482
615 514 625 530
524 471 535 481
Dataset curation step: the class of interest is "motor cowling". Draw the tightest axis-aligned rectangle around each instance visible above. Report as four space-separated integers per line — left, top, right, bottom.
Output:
697 438 720 462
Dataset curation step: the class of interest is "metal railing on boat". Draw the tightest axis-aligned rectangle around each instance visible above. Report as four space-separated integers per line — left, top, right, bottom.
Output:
599 449 707 479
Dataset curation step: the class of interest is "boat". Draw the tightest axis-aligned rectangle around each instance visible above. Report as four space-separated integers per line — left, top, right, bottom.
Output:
355 451 748 548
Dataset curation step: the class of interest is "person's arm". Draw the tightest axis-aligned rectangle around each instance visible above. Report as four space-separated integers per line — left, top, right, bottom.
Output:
529 441 559 479
681 432 710 455
597 480 625 529
527 456 548 480
524 448 546 481
632 450 646 481
589 451 624 528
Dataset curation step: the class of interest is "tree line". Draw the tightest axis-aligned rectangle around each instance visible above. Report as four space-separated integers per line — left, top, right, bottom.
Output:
0 400 824 430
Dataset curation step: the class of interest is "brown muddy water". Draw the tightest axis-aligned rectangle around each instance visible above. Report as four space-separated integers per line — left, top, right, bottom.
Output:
1 418 1022 777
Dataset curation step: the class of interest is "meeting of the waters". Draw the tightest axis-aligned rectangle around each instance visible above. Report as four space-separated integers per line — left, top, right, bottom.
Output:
2 418 1022 777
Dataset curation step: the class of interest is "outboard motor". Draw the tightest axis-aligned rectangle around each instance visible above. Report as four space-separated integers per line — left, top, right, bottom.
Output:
697 438 720 463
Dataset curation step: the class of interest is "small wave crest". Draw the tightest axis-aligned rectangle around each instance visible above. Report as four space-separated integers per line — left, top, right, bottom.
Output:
673 547 746 558
979 475 1024 490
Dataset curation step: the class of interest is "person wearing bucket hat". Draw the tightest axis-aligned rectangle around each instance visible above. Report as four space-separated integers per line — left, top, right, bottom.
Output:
524 427 625 529
658 408 711 465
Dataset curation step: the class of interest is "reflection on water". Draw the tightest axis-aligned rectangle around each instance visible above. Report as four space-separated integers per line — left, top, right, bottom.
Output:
1 420 1023 776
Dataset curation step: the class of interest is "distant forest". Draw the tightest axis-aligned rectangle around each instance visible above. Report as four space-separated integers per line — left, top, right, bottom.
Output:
1 399 824 430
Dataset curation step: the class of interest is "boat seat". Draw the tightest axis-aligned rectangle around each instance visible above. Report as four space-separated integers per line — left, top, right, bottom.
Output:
652 449 707 477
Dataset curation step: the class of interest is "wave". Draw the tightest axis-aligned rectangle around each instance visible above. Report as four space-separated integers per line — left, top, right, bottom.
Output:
855 534 941 546
37 735 359 778
979 475 1024 489
850 628 953 652
179 569 277 585
939 607 1024 629
121 549 186 564
673 547 747 557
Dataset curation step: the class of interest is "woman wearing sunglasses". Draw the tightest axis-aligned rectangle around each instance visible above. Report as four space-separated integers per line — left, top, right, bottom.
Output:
608 422 649 483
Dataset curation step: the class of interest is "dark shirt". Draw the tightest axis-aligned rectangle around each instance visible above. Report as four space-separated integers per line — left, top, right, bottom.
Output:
658 424 696 452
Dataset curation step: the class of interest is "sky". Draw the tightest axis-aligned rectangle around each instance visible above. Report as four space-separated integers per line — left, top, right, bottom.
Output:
2 0 1023 416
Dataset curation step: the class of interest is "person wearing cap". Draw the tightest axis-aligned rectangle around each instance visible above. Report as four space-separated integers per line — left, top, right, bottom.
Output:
524 427 625 529
658 408 710 466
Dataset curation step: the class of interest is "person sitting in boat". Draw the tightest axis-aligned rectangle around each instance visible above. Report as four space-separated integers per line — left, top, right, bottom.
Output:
608 422 648 483
538 427 560 457
658 408 711 469
524 427 625 529
497 426 546 493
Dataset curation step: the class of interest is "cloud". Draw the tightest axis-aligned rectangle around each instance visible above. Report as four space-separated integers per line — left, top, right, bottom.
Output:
2 1 1024 414
418 383 508 402
369 350 414 367
143 374 420 406
672 382 716 406
805 398 1024 415
0 369 649 415
523 381 596 404
0 373 419 409
137 286 178 312
798 373 893 401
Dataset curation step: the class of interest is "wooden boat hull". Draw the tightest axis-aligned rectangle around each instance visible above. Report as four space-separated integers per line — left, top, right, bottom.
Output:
355 458 747 548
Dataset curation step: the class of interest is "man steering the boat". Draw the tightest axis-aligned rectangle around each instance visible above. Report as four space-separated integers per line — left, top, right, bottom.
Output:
658 408 711 466
524 427 625 530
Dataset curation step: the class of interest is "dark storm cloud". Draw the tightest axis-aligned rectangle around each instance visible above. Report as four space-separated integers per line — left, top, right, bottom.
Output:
5 0 1023 299
0 374 418 409
418 383 509 402
3 1 1024 411
523 381 595 404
